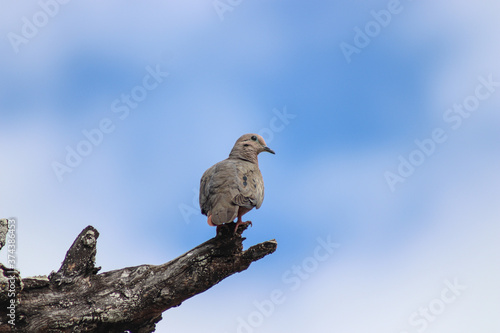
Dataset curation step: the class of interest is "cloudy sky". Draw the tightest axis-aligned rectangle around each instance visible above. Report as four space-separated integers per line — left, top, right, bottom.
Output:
1 1 499 332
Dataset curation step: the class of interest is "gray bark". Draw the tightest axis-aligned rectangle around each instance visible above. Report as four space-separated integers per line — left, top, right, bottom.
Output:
0 219 8 251
0 223 277 332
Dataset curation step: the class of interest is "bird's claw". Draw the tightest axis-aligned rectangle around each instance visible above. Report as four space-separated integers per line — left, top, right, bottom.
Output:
234 220 252 233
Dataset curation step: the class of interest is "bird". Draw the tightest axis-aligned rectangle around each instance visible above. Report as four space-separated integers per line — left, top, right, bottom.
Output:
199 133 275 233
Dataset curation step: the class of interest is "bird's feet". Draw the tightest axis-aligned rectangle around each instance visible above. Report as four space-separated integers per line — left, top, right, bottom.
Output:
234 220 252 233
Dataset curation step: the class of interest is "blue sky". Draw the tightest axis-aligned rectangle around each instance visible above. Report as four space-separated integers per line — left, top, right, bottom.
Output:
1 1 499 332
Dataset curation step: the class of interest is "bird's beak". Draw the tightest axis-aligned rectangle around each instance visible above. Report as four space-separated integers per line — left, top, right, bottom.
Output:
263 146 275 154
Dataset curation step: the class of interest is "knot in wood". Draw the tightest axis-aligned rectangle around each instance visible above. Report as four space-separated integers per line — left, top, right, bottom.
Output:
83 230 96 247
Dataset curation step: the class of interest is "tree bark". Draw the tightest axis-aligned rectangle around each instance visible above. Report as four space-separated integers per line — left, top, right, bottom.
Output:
0 222 277 332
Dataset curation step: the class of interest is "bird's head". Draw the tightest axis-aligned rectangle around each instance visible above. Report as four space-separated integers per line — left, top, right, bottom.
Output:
229 133 275 163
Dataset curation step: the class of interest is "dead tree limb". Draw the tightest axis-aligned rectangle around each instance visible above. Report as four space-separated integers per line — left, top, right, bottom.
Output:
0 223 277 332
0 219 8 251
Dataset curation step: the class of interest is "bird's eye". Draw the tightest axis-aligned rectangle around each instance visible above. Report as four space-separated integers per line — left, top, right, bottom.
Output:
251 136 257 141
244 144 249 147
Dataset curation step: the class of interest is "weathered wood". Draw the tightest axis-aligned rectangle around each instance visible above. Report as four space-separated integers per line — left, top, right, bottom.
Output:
0 223 277 332
0 264 21 332
48 225 101 285
0 219 8 251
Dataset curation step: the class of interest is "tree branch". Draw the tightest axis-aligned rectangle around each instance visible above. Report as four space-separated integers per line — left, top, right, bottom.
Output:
0 223 277 332
0 219 8 251
48 225 101 285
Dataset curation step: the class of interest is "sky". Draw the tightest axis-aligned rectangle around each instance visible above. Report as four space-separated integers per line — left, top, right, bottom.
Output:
1 0 499 332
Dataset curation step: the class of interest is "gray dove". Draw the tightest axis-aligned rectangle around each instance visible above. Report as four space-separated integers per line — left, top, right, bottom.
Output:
199 134 275 232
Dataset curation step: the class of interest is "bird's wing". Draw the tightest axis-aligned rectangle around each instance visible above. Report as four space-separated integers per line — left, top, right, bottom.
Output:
232 161 265 209
199 160 239 225
199 159 265 225
199 165 213 216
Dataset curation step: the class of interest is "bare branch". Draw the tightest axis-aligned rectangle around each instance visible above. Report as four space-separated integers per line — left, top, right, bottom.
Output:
0 219 8 251
48 225 101 285
0 223 277 332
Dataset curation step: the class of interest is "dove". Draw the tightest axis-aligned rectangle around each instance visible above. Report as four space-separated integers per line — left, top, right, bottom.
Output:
199 134 275 232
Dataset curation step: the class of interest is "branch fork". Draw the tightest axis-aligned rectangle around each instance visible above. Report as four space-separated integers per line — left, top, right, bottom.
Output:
0 221 276 332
